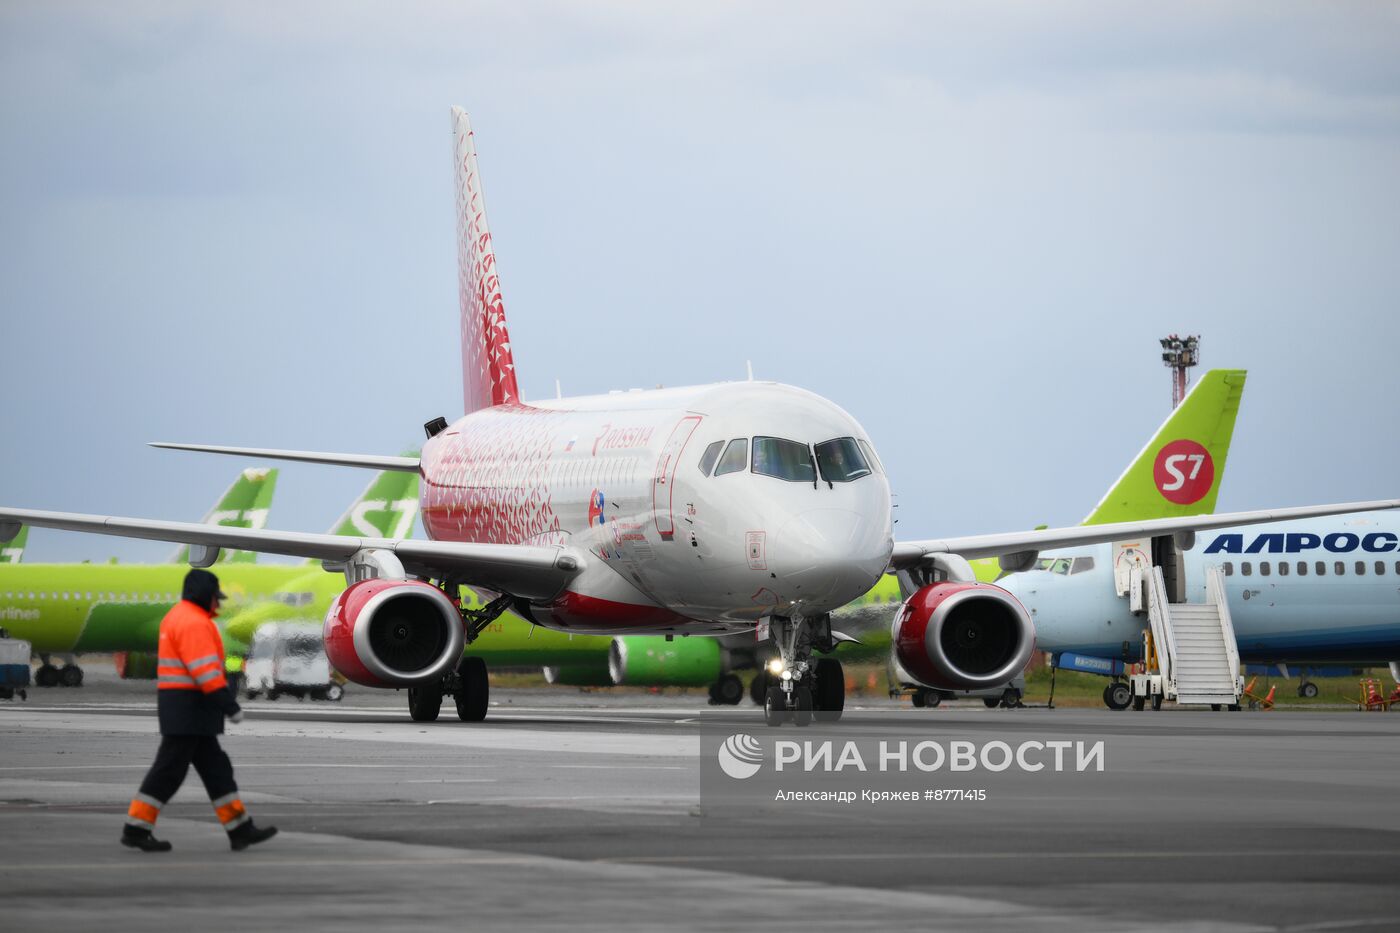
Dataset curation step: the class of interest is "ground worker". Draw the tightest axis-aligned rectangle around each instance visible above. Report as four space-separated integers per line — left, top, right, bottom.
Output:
121 568 278 852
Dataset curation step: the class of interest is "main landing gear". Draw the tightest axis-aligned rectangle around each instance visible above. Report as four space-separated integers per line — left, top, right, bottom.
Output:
409 656 490 723
1102 681 1131 711
762 614 846 727
1297 680 1319 699
707 673 744 706
406 590 512 724
35 655 83 688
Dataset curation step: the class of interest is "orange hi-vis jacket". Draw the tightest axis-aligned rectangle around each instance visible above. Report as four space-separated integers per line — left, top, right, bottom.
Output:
157 601 230 694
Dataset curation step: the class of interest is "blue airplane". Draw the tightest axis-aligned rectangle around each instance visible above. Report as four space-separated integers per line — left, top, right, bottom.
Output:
999 513 1400 708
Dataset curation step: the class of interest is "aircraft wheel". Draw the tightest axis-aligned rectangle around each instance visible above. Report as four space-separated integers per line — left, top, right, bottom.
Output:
911 691 926 708
792 687 813 727
35 665 59 688
408 683 442 722
1228 703 1241 711
266 690 280 701
1132 694 1146 711
326 683 344 702
1103 683 1131 711
922 690 942 708
712 674 744 706
983 698 1000 709
454 657 489 722
59 665 83 687
1152 695 1163 711
1211 704 1222 711
763 686 787 727
813 658 844 722
1299 681 1319 699
750 671 769 706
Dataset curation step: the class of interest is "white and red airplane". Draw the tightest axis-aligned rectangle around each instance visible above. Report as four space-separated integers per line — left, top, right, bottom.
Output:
4 107 1398 726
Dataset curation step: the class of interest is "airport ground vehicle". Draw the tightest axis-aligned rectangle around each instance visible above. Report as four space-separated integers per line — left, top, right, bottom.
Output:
243 622 344 702
0 628 30 700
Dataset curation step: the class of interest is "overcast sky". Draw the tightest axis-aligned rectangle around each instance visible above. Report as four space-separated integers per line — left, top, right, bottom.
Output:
2 2 1398 563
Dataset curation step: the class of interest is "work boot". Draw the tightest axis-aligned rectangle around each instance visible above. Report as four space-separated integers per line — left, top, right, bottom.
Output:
228 821 278 851
120 827 173 852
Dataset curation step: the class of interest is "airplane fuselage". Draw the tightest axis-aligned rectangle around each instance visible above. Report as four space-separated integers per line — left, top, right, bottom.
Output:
1000 513 1400 664
419 381 894 633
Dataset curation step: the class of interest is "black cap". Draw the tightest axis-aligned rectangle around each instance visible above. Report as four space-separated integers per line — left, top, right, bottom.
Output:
182 569 227 611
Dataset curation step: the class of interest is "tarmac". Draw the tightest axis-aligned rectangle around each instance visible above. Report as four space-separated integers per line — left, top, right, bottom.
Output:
3 676 1399 932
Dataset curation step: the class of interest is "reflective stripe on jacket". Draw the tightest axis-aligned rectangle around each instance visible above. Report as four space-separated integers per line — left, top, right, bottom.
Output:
156 601 229 694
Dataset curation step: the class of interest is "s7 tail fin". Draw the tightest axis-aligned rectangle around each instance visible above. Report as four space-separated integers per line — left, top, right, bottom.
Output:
314 464 421 563
0 524 27 563
1083 369 1246 524
171 468 277 564
452 106 520 413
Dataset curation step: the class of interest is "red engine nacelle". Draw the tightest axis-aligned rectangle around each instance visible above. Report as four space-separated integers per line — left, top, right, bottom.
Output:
892 582 1036 690
323 579 465 688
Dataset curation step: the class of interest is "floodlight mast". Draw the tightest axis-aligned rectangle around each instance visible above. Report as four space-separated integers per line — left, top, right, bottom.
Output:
1160 334 1200 410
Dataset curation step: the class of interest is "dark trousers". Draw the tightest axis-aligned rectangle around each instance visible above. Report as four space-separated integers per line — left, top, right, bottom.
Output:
138 735 238 804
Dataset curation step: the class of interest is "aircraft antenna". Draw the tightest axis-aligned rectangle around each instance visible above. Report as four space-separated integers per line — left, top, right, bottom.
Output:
1159 334 1199 410
746 360 754 381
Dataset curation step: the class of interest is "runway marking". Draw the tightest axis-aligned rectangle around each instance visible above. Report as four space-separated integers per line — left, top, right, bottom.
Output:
10 846 1400 868
595 849 1400 864
402 779 496 784
554 764 684 770
0 763 501 772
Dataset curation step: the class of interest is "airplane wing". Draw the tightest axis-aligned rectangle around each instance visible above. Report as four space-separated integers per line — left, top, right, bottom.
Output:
892 498 1400 567
0 508 579 601
150 442 420 473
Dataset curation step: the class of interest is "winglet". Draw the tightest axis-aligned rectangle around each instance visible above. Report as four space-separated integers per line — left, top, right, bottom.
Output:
452 106 520 413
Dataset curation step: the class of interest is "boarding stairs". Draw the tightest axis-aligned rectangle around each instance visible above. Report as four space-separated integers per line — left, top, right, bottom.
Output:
1130 565 1243 709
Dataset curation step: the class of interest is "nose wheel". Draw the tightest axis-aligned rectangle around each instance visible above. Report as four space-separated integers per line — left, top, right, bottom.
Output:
761 615 845 726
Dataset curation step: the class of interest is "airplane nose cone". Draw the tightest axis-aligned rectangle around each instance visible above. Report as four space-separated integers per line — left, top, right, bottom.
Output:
774 508 890 611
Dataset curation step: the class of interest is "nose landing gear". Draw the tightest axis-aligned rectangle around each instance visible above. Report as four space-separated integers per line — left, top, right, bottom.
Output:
762 614 846 727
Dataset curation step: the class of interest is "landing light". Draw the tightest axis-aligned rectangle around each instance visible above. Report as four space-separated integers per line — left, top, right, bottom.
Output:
767 659 785 675
780 670 793 682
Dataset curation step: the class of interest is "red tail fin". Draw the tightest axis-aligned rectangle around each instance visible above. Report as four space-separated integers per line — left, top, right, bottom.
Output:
452 107 520 413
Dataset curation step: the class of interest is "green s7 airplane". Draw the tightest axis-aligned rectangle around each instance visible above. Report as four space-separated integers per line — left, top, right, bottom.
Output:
1 466 418 686
0 468 279 685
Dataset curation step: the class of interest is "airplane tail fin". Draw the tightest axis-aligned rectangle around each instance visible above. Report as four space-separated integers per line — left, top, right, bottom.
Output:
0 524 28 563
315 461 421 563
1083 369 1246 524
452 106 520 414
172 468 278 564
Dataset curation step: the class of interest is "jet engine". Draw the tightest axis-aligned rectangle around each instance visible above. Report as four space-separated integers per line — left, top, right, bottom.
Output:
608 635 722 687
323 579 464 688
892 582 1035 690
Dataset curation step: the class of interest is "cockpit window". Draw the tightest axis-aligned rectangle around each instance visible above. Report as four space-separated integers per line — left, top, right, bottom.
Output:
815 437 873 483
714 438 748 476
857 439 885 475
1035 557 1073 575
752 436 816 483
697 441 724 476
1070 556 1095 574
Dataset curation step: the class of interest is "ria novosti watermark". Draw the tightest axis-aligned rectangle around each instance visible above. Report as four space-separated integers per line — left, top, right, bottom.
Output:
719 734 1104 779
702 728 1109 811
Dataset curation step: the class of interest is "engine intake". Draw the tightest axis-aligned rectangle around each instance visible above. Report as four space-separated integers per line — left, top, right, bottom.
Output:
892 582 1035 690
323 579 464 687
